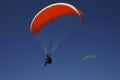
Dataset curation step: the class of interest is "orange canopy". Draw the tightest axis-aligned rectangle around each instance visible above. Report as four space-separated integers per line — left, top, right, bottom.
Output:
30 3 83 34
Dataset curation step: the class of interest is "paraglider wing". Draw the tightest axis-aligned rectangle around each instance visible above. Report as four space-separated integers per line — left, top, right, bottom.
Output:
82 55 96 63
30 3 83 34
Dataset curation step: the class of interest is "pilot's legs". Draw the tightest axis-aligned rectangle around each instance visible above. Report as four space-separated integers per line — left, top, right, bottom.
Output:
43 62 47 66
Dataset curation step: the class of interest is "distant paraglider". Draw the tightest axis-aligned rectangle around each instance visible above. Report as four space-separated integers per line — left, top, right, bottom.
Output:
82 55 96 63
82 55 96 71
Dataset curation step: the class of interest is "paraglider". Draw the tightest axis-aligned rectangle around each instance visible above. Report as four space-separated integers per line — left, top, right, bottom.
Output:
82 55 96 63
44 54 52 66
30 3 83 34
30 3 83 66
82 55 96 71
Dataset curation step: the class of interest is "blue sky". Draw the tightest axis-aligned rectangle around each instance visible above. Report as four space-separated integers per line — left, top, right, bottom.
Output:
0 0 120 80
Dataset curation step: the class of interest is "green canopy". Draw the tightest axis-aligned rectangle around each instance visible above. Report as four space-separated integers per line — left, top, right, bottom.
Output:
82 55 96 63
